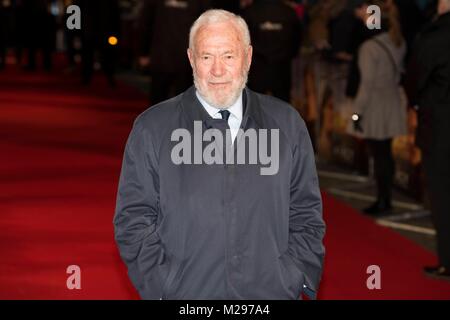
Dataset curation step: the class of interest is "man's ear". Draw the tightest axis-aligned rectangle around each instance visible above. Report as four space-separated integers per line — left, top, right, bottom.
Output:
187 48 195 69
246 45 253 71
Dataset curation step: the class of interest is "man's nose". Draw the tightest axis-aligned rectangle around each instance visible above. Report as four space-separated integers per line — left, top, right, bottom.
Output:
211 58 225 77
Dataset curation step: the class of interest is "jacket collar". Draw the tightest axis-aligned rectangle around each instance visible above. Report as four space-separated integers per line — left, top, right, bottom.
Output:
436 12 450 27
180 85 264 130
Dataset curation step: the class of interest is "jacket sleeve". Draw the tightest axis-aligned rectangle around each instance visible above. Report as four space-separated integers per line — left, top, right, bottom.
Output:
283 117 326 299
113 119 164 299
414 37 437 105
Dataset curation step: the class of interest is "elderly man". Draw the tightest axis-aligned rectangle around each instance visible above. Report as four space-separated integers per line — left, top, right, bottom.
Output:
408 0 450 280
114 9 325 300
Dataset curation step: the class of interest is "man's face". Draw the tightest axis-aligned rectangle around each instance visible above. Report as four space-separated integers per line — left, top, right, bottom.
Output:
354 4 370 21
438 0 450 15
188 21 252 109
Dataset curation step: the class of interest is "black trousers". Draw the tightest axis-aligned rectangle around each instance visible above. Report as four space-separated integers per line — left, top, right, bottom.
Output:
366 138 394 204
423 139 450 269
27 45 52 71
81 40 116 86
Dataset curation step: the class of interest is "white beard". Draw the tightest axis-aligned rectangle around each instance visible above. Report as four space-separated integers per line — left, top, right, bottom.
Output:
193 70 248 109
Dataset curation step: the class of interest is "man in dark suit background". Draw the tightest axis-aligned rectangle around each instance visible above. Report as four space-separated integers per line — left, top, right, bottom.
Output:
138 0 210 104
243 0 302 102
78 0 120 86
21 0 56 71
407 0 450 280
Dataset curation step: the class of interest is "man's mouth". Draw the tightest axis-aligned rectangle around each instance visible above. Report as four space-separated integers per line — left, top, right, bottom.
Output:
209 81 230 86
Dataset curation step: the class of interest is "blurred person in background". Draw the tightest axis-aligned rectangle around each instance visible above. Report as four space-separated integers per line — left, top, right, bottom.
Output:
352 0 407 215
138 0 210 104
22 0 56 71
243 0 302 102
78 0 120 86
406 0 450 280
0 0 9 70
63 0 81 73
327 1 358 64
344 1 384 98
393 0 425 58
13 0 26 66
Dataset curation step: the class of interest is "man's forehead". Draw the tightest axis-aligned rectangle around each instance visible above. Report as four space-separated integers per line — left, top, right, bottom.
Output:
198 48 236 55
195 21 242 46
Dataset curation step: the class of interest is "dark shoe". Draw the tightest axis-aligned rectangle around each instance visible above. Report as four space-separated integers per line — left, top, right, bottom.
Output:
424 266 450 281
363 200 392 215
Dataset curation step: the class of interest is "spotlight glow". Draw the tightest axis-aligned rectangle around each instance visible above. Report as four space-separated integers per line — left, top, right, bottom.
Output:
108 36 118 46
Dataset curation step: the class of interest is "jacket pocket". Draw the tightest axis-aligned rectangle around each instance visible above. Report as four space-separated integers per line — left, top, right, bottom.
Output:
278 253 305 299
160 255 184 299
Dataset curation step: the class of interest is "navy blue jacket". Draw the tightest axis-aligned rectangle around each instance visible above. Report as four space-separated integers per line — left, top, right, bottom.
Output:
114 86 325 299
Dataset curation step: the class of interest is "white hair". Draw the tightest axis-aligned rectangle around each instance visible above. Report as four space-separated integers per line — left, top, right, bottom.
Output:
189 9 251 52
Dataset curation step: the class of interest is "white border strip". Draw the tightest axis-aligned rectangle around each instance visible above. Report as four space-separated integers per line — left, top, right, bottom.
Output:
327 188 423 211
376 219 436 236
318 170 369 183
384 210 431 222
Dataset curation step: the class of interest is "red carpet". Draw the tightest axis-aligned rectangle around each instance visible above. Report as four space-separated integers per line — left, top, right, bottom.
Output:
1 67 450 299
319 195 450 299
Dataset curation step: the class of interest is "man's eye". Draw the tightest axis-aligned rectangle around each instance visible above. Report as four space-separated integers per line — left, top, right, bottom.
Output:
202 56 210 60
225 55 234 60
